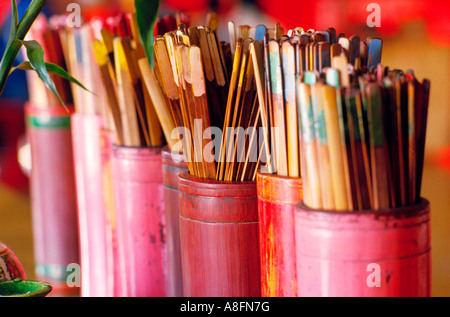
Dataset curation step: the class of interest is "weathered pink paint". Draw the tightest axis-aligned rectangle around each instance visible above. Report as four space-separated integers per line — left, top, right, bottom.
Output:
111 146 168 297
71 113 110 297
99 129 122 297
162 147 188 297
295 198 431 297
25 103 79 295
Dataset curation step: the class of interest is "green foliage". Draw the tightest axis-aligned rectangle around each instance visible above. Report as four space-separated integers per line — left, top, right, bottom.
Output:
134 0 161 69
0 0 88 108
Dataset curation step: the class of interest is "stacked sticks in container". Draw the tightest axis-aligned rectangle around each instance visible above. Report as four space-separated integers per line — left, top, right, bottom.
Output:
261 27 383 178
149 13 228 180
25 13 193 151
271 29 430 211
149 16 313 182
297 65 430 211
149 14 287 181
88 13 167 148
224 23 430 211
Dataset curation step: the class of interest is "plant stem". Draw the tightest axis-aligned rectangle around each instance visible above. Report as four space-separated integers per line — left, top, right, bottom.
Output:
0 40 22 96
16 0 48 40
0 0 48 96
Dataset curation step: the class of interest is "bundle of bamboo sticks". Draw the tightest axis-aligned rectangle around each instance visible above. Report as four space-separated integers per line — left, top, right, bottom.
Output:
216 35 262 182
88 13 167 148
298 64 430 211
147 13 270 181
141 17 387 183
26 10 430 200
150 16 295 181
27 12 190 151
261 26 383 178
87 12 196 150
228 22 429 211
149 17 304 181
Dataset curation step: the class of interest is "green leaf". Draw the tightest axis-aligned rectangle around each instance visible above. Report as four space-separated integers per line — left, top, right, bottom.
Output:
21 40 66 108
134 0 160 69
0 0 48 97
11 61 91 93
16 0 48 40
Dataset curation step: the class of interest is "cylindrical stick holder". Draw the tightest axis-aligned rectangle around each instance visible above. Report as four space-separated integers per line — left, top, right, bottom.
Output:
71 113 111 297
162 147 188 297
178 172 261 297
25 103 79 295
100 129 122 296
111 146 168 297
256 172 302 297
295 198 431 297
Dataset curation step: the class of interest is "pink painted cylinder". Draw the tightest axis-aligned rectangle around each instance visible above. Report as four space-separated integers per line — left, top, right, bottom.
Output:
25 103 79 295
111 146 168 297
71 113 111 297
295 198 431 297
162 147 188 297
100 129 122 297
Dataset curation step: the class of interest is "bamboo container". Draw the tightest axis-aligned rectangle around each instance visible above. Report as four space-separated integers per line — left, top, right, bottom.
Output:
162 146 188 297
178 171 261 297
71 113 111 297
111 146 168 297
25 103 79 296
256 172 302 297
295 198 431 297
99 129 122 296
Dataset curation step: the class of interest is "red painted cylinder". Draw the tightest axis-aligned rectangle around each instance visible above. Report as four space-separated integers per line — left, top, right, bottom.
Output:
162 147 188 297
295 198 431 297
25 103 79 295
100 129 122 296
178 172 261 297
71 113 110 297
256 172 302 297
111 146 168 297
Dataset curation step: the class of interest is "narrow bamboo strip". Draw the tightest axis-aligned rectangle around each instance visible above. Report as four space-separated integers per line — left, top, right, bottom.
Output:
138 58 177 150
113 37 141 147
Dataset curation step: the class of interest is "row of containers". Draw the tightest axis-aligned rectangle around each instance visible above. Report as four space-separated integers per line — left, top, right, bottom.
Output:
25 103 431 297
